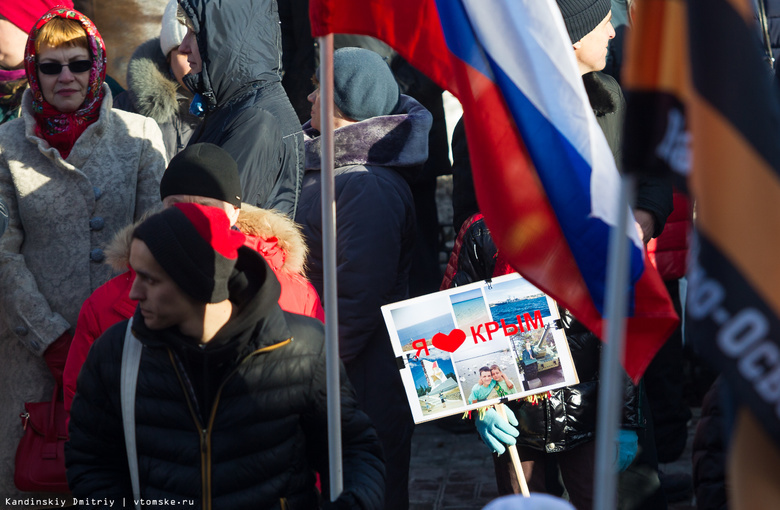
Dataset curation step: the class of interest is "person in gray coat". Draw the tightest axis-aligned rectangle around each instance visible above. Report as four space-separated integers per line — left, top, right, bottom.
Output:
0 8 166 500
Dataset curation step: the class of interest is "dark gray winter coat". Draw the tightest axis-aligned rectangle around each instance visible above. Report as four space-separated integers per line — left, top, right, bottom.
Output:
178 0 304 217
295 95 431 509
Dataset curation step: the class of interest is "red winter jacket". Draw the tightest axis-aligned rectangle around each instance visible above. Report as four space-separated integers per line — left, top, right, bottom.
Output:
647 190 691 281
63 205 324 413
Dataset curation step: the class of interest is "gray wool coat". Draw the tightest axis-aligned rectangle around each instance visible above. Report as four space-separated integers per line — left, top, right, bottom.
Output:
0 84 166 500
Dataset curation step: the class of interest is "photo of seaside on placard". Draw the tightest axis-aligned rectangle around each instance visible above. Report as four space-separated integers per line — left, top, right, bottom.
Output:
407 349 465 417
484 277 553 324
391 298 456 352
450 288 491 333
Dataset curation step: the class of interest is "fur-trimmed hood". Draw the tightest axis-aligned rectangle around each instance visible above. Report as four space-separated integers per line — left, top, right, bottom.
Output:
583 71 619 117
302 95 432 173
104 204 307 276
124 38 189 124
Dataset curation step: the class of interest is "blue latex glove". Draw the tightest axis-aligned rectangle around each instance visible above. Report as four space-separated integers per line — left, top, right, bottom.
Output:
475 407 520 456
616 429 638 471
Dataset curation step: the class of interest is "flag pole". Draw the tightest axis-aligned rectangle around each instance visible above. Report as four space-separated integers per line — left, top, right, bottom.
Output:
593 174 634 510
318 33 343 500
495 403 530 497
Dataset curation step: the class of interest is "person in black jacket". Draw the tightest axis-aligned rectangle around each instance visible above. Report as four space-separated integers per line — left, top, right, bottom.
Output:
66 202 385 509
445 1 673 508
176 0 304 217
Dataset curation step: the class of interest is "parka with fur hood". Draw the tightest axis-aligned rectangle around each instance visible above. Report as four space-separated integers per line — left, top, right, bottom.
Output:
114 37 200 160
177 0 304 217
63 204 323 413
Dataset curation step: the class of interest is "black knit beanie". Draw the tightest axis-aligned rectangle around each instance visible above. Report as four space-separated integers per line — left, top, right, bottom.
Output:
133 203 246 303
320 47 400 121
556 0 612 43
160 143 242 208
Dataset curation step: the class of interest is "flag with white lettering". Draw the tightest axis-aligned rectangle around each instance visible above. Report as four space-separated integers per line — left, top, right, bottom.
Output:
622 0 691 189
310 0 679 382
684 0 780 445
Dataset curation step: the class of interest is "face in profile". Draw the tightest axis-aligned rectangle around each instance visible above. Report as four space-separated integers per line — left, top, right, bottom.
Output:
168 48 191 90
307 87 322 131
573 9 615 75
128 239 200 331
178 28 202 74
37 44 91 113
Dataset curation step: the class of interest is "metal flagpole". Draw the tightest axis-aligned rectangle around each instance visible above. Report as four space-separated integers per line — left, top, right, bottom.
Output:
593 174 635 510
318 33 343 500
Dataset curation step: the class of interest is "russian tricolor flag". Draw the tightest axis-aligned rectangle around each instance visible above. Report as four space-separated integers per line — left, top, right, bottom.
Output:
310 0 679 381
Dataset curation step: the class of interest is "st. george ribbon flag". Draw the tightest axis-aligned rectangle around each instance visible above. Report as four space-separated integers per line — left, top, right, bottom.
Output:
310 0 679 382
682 0 780 446
624 0 780 446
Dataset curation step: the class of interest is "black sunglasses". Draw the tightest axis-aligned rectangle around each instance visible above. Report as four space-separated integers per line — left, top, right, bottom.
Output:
38 60 92 76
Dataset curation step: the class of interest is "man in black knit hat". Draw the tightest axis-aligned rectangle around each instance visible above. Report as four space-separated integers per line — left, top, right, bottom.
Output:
66 202 385 508
458 1 673 508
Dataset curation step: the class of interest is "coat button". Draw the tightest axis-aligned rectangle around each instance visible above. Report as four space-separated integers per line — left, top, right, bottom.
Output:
90 248 105 262
93 186 102 200
14 326 28 336
89 217 105 230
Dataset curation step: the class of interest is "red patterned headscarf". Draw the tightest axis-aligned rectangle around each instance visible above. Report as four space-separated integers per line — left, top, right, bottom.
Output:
23 8 106 159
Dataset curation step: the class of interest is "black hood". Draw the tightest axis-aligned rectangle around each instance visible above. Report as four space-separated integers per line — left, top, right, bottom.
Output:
178 0 282 110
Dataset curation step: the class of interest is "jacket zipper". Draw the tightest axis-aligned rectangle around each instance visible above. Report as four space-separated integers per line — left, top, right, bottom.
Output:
167 338 293 508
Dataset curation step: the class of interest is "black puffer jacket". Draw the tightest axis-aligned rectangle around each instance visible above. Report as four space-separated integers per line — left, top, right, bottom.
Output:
113 38 200 161
444 215 641 453
178 0 304 216
66 247 384 509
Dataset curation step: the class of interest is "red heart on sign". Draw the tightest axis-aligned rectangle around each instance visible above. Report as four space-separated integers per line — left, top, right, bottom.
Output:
431 329 466 353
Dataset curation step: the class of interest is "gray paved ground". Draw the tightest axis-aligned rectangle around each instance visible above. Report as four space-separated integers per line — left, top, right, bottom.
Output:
408 408 700 509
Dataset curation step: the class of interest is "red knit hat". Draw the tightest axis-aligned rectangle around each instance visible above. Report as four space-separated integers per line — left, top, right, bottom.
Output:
133 203 246 303
0 0 74 34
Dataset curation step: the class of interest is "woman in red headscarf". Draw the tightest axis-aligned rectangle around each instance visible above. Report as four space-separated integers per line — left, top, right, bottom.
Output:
0 7 166 499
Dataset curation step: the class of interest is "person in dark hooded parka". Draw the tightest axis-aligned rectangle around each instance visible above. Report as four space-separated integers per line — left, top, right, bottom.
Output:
176 0 304 217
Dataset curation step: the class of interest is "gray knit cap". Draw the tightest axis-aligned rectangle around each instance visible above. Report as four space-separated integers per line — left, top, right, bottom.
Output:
323 47 400 122
556 0 612 43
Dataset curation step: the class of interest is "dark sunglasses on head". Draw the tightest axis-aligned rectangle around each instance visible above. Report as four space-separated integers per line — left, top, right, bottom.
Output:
38 60 92 76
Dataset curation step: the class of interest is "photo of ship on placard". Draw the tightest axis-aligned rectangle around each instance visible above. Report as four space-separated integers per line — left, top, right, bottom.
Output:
382 273 579 424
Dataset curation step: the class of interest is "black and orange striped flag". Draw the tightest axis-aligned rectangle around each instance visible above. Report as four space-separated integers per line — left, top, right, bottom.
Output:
626 0 780 445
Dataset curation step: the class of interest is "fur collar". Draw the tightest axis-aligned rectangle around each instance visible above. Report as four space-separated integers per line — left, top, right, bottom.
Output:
303 95 432 171
104 205 307 276
125 38 186 123
582 71 619 116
